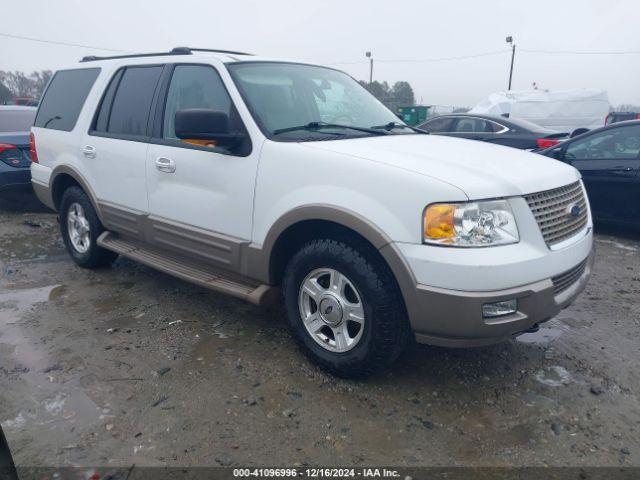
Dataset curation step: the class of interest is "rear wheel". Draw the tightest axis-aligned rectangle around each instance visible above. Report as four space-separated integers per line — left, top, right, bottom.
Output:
283 238 410 377
60 186 118 268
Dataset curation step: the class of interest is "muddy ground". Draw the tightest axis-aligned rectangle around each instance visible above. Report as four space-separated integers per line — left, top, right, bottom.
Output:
1 189 639 469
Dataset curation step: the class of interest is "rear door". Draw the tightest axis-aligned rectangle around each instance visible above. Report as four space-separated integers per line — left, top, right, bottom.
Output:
564 124 640 224
83 65 164 236
144 63 259 271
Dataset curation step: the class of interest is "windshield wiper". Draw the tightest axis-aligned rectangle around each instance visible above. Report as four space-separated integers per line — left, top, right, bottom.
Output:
370 122 428 134
273 121 388 136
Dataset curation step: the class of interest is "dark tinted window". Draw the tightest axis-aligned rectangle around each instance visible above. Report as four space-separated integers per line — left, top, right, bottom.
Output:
34 68 100 131
453 117 490 133
421 116 453 132
484 120 506 133
0 108 37 132
566 125 640 160
107 66 162 136
93 70 123 132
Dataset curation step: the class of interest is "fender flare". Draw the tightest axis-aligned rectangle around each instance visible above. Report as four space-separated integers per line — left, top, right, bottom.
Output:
244 204 418 317
49 165 105 224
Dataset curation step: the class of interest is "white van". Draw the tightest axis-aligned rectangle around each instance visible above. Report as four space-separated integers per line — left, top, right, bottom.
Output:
30 47 593 376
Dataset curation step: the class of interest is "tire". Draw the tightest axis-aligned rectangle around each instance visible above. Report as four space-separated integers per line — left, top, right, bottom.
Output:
282 237 410 378
59 186 118 268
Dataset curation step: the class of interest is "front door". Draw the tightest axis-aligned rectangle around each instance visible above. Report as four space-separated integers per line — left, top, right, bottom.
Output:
564 124 640 224
145 64 259 271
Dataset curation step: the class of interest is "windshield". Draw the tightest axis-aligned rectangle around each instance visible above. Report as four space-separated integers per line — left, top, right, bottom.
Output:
227 62 410 141
0 108 37 133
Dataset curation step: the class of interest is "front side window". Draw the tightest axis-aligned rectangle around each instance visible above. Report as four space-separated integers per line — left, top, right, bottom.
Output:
566 125 640 160
227 62 410 141
34 68 100 131
103 66 162 136
163 65 232 139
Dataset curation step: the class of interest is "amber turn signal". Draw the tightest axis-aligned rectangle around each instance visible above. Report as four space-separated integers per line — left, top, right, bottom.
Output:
424 204 456 240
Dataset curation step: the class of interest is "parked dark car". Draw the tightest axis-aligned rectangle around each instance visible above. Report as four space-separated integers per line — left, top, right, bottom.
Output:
0 424 18 480
418 113 568 150
605 111 639 125
0 105 37 192
539 120 640 228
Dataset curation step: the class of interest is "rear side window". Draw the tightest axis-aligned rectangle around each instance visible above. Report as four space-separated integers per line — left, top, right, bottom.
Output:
421 116 453 132
34 68 100 131
94 66 162 137
453 117 486 133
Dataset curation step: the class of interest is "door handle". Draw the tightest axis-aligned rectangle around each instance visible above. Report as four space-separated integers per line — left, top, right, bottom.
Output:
155 157 176 173
82 145 96 159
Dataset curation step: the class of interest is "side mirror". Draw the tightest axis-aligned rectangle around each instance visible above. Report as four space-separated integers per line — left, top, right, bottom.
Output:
175 109 241 147
550 146 565 160
570 128 590 138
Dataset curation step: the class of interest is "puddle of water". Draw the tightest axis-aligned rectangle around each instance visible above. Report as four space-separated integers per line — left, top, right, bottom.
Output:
521 391 557 409
0 283 100 443
0 285 65 371
535 365 572 387
0 284 64 319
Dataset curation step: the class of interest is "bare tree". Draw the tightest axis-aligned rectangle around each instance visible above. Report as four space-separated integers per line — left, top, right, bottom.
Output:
0 70 53 99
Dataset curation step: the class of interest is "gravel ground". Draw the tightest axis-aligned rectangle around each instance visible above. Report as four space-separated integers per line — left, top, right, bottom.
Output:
0 189 639 469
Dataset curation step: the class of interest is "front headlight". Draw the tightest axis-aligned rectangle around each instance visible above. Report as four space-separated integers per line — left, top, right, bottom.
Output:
423 200 519 247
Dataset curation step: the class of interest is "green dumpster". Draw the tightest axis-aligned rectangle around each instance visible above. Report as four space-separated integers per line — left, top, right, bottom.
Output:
397 106 429 126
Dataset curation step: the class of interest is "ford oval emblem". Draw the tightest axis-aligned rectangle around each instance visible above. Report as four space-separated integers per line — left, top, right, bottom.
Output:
567 203 581 218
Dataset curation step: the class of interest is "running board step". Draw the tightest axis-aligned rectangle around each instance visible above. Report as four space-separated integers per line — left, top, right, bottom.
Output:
97 231 278 306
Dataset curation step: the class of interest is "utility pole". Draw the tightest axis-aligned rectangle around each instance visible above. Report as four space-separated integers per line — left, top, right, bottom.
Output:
506 36 516 90
366 51 373 85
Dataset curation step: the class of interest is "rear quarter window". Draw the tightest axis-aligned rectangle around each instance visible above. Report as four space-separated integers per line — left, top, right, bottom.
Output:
34 68 100 131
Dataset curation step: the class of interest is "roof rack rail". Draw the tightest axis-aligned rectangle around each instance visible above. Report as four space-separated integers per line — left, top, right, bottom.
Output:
171 47 254 56
80 50 191 63
80 47 253 63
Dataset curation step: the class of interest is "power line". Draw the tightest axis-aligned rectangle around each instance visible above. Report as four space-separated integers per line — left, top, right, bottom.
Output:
327 50 507 65
0 31 130 53
325 48 640 66
3 30 639 61
521 48 640 55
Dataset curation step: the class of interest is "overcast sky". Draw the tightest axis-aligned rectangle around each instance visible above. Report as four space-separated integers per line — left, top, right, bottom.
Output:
2 0 639 108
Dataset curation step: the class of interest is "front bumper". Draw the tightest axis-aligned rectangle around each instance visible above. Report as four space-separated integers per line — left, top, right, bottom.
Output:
407 249 594 347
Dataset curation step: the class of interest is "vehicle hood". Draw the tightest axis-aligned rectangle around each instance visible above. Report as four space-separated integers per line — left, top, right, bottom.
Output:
302 134 580 199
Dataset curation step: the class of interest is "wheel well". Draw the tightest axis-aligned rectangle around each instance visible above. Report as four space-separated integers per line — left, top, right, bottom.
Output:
269 219 384 286
51 174 81 210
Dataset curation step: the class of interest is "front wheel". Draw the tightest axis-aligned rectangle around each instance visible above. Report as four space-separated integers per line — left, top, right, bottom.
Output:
60 186 118 268
283 238 410 377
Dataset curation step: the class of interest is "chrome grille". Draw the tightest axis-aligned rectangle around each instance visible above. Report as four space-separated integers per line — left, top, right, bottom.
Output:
525 182 588 247
552 258 588 295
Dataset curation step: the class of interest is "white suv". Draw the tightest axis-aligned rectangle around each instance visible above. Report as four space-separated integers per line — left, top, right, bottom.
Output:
30 47 594 376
